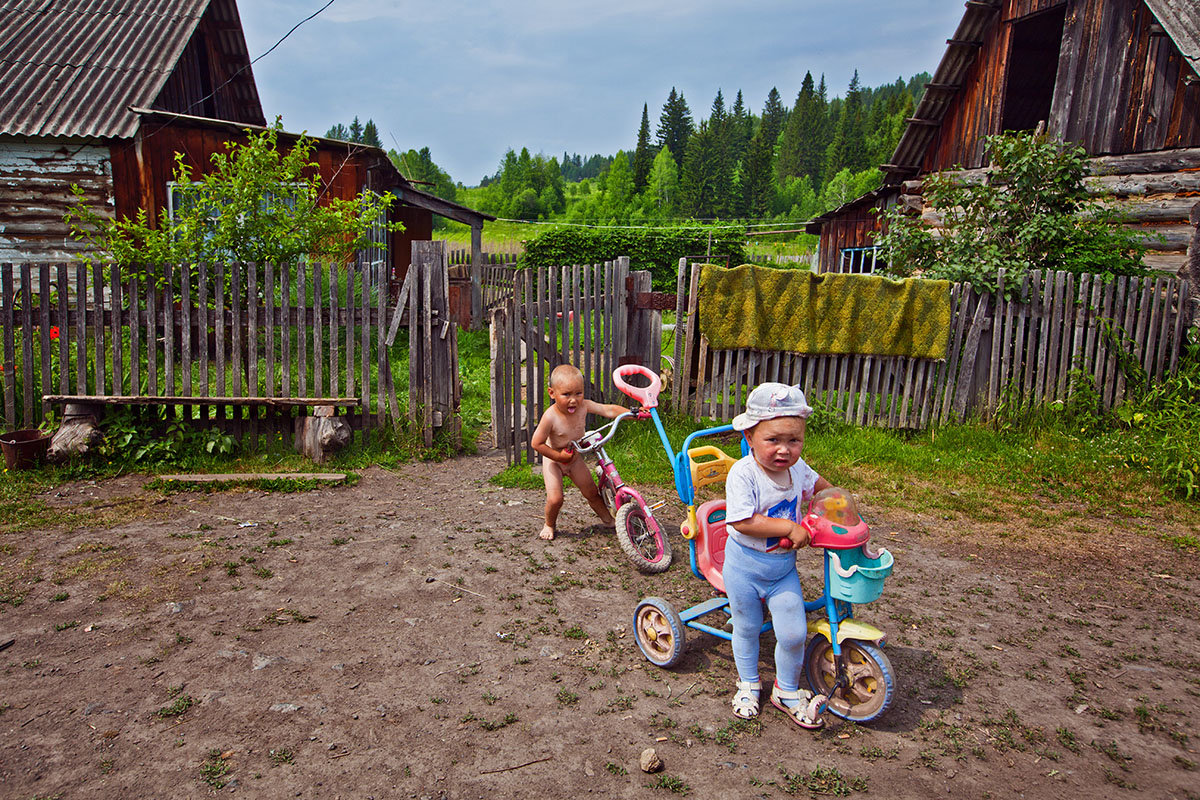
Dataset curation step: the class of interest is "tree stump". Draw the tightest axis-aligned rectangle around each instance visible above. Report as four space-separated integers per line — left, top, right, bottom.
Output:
294 406 350 464
47 403 103 462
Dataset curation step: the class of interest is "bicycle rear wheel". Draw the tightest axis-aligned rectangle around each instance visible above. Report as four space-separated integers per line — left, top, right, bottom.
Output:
615 503 672 573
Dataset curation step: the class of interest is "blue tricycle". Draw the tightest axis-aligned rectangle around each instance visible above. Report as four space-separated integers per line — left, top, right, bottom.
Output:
617 366 897 723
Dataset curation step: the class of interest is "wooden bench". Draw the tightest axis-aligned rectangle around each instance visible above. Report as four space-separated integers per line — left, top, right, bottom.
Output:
42 395 361 464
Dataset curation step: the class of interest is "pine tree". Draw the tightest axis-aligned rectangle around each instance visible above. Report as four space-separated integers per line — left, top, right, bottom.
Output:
656 88 694 167
824 71 868 184
349 116 364 143
761 87 786 149
776 72 815 182
707 90 735 217
361 119 382 148
325 123 350 141
632 104 654 192
740 128 775 219
730 89 752 163
680 121 718 218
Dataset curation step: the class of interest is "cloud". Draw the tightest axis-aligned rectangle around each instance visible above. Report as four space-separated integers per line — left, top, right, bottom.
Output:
239 0 966 182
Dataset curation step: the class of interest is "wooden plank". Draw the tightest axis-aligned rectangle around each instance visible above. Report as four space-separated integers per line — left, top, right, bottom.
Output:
379 250 389 431
280 263 291 397
1034 272 1055 404
422 250 433 445
1081 274 1102 390
327 262 338 398
58 265 70 395
196 263 207 396
571 264 581 371
1067 273 1089 399
312 261 323 396
1142 276 1164 382
694 335 709 419
1131 273 1154 386
1046 272 1065 401
246 262 257 396
952 293 990 418
231 261 244 397
524 265 535 461
1021 272 1041 407
359 260 370 419
935 284 967 424
341 262 353 399
1113 275 1137 405
163 263 177 397
671 257 687 406
1 264 15 426
1153 277 1172 380
264 262 275 398
678 263 701 416
41 394 359 407
179 264 190 396
987 269 1004 412
38 265 51 421
160 472 349 483
147 268 159 396
1095 275 1118 407
92 262 106 397
536 267 547 425
297 262 307 396
1168 280 1189 373
489 307 504 456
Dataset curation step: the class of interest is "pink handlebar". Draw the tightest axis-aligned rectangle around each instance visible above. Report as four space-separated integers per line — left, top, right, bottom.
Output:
612 364 662 408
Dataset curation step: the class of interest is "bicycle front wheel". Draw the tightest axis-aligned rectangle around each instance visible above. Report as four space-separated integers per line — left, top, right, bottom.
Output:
615 503 672 573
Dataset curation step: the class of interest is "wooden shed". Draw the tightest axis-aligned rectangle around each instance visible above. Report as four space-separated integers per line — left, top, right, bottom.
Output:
808 0 1200 275
0 0 492 296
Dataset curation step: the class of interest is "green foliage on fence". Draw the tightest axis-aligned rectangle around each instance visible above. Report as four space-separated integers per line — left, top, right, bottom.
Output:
521 225 748 290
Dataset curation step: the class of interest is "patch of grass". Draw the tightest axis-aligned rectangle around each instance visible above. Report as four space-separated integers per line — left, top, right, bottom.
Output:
605 761 628 776
480 712 518 731
489 463 543 490
199 749 230 788
556 688 579 706
263 608 313 625
53 619 80 632
648 774 690 795
268 748 294 766
777 765 867 796
563 624 587 640
51 592 69 602
154 694 194 719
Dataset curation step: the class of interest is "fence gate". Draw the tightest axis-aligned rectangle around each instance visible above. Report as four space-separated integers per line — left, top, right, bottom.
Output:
489 257 663 465
389 240 461 448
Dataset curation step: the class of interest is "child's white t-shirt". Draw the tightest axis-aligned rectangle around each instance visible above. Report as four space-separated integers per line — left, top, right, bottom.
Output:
725 454 820 554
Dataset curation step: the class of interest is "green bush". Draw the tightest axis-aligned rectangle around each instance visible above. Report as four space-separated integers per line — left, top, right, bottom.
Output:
521 225 747 290
877 131 1148 293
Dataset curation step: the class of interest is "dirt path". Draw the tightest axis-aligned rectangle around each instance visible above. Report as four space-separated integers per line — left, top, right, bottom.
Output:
2 452 1198 799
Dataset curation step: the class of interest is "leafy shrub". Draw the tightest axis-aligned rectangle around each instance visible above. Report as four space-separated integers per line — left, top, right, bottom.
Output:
521 225 747 290
877 131 1148 293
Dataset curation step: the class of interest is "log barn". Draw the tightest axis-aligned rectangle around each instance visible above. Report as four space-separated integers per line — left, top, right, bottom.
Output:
0 0 491 290
807 0 1200 276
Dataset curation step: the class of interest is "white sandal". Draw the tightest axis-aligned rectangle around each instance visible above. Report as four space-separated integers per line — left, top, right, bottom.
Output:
770 683 827 730
731 680 761 719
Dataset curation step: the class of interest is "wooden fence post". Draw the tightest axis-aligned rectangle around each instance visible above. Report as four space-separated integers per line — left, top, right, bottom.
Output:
470 224 484 331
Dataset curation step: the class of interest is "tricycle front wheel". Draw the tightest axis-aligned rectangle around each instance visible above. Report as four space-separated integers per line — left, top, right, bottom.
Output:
803 637 894 723
615 502 672 573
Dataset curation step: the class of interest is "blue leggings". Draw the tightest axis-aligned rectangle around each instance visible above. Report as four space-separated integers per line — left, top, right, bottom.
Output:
723 538 807 692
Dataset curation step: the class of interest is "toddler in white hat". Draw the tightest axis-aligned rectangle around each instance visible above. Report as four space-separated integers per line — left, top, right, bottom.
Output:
723 382 831 729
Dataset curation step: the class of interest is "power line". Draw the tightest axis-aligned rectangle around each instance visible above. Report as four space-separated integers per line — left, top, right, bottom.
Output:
488 218 815 232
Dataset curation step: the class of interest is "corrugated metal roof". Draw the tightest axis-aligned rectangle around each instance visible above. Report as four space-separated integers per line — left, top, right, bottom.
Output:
880 0 1002 185
1144 0 1200 74
0 0 210 138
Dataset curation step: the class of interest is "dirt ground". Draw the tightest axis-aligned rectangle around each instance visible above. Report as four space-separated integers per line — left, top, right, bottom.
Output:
2 450 1199 800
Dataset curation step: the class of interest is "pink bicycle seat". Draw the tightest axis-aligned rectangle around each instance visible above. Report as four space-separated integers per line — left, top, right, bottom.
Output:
613 364 662 408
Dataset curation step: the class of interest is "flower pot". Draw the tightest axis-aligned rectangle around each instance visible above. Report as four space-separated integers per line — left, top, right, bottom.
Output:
1 428 51 470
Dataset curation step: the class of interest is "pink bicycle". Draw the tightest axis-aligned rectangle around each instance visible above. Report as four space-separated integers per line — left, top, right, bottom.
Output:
570 368 672 573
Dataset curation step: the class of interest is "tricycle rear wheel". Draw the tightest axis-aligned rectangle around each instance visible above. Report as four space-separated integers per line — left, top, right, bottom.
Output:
615 503 672 573
803 637 894 722
633 597 685 667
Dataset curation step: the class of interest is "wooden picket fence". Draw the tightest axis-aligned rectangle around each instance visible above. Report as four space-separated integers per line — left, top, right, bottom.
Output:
489 257 663 465
671 262 1194 427
0 259 399 436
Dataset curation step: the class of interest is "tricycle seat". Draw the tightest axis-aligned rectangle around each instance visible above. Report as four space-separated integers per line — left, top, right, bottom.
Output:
694 499 730 594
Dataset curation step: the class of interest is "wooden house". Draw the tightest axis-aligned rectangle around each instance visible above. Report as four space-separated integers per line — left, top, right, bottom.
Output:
0 0 491 291
807 0 1200 276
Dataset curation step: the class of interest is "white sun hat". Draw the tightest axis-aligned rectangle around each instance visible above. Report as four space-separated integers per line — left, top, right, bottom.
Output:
731 383 814 431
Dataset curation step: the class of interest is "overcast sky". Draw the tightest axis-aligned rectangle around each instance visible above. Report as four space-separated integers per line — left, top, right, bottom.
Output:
236 0 967 185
